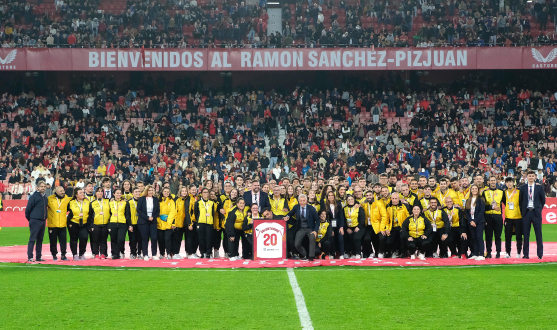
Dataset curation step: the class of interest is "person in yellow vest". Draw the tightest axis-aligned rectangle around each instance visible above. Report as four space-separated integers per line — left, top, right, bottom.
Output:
315 210 332 259
184 185 199 259
125 187 142 259
352 186 366 205
170 186 189 260
423 198 450 258
89 187 110 259
217 181 233 258
387 174 397 192
157 187 177 259
504 177 522 258
241 203 259 260
341 195 366 259
337 185 348 207
122 180 134 201
285 185 298 258
85 181 96 202
428 177 440 195
410 178 424 200
443 196 468 259
419 185 440 212
382 192 411 258
67 187 91 261
435 178 460 209
194 188 218 258
400 184 420 209
307 190 321 212
380 186 391 205
401 205 433 260
225 197 248 261
362 190 387 258
108 188 128 259
209 189 224 259
47 186 72 261
482 176 505 258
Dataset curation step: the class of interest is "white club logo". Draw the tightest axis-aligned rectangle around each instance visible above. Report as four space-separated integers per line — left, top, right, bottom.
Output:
531 48 557 63
0 49 17 65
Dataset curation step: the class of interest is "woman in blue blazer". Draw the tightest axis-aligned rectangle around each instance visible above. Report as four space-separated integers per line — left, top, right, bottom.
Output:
465 184 486 261
137 185 160 260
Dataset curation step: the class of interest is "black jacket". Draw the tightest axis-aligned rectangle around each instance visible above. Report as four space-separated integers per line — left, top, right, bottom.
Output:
137 196 161 225
25 191 48 221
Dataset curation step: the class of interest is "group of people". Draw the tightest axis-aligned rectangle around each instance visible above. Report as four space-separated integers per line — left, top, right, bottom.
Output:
25 169 545 262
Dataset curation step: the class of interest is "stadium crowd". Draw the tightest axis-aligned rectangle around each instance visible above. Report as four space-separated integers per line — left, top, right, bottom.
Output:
8 75 552 262
2 0 557 48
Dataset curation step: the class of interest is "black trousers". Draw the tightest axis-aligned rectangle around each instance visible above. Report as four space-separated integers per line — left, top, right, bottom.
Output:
379 227 403 256
295 227 316 259
331 225 345 257
27 219 46 259
128 224 142 256
108 223 127 258
485 214 503 254
469 221 486 257
68 223 89 256
504 218 523 255
91 224 109 256
157 229 172 256
449 227 469 256
345 227 365 256
213 229 225 252
287 226 297 257
228 229 243 258
523 212 543 258
171 227 185 255
139 221 158 257
363 226 381 257
430 227 450 257
315 238 331 257
48 227 67 257
197 223 213 257
243 233 253 259
185 224 198 255
407 236 430 255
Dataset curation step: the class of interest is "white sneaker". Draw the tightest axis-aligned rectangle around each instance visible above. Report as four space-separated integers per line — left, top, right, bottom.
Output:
339 255 344 260
433 253 439 258
73 255 80 261
515 253 521 259
343 254 350 259
172 254 183 260
410 255 416 259
355 255 361 259
188 254 200 259
391 252 399 259
377 253 385 258
120 253 125 259
469 255 478 260
143 256 149 261
152 256 160 260
224 253 230 258
229 256 239 261
329 255 335 260
504 254 511 258
213 250 220 258
475 256 485 261
80 255 87 260
418 254 426 260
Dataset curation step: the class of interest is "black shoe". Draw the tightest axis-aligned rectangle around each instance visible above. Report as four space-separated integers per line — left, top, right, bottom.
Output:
523 256 529 259
308 258 314 261
61 255 68 261
301 256 308 261
112 255 120 260
36 258 45 262
495 253 500 259
27 258 35 262
538 256 543 260
486 253 492 259
292 255 300 260
52 256 58 261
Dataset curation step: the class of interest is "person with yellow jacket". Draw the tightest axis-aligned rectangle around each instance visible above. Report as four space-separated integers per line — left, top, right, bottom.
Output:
241 203 259 260
157 187 177 259
194 188 218 258
315 210 333 260
381 193 411 259
341 195 366 259
108 188 128 259
210 190 225 259
124 187 142 259
361 190 387 259
481 176 505 259
47 186 72 261
401 205 433 260
443 196 468 259
88 187 111 259
67 188 91 261
170 186 188 260
503 177 522 259
435 178 461 209
419 185 440 212
225 198 248 261
423 198 451 258
184 185 199 259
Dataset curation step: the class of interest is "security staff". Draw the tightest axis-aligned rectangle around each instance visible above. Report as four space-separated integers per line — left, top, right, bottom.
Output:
443 196 468 259
315 210 333 259
423 198 450 258
67 188 91 261
341 195 366 259
170 186 189 260
382 192 410 258
157 187 177 259
401 205 433 260
362 190 387 258
47 186 72 261
225 198 248 261
194 188 218 258
125 187 142 259
482 176 505 258
89 187 110 259
184 185 199 259
108 188 128 259
504 177 522 259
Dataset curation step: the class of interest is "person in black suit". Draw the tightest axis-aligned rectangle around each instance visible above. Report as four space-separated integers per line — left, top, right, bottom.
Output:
283 194 319 261
25 181 48 262
519 170 545 259
242 181 270 210
101 177 114 199
137 185 161 260
465 184 486 261
321 190 344 259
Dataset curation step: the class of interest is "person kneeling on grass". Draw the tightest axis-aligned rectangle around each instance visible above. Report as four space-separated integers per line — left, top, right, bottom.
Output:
315 210 332 259
401 205 433 260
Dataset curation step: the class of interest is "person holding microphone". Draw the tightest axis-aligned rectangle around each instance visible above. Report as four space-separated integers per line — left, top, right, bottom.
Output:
25 181 48 262
137 185 160 260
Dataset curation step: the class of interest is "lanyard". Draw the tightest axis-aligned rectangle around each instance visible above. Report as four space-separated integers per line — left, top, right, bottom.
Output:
347 207 354 218
506 189 517 201
202 200 210 221
429 210 437 223
439 190 448 204
76 200 84 213
97 199 104 212
273 198 281 211
56 197 62 209
447 208 454 222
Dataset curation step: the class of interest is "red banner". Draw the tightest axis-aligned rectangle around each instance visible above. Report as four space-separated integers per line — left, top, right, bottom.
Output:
2 200 28 212
0 47 556 71
0 211 28 227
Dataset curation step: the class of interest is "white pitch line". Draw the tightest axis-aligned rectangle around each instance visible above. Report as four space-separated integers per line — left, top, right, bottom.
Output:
287 268 314 330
